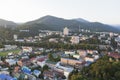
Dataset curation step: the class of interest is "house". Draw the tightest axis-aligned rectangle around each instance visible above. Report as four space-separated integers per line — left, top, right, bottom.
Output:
0 74 16 80
4 45 17 51
64 51 75 55
45 60 57 69
70 36 79 44
17 60 23 66
33 70 41 77
85 61 93 66
15 39 24 42
85 57 94 62
14 66 20 73
22 47 32 53
43 70 55 80
115 35 120 42
63 27 69 36
30 58 37 63
22 66 32 74
73 54 80 59
77 50 87 57
5 59 17 66
108 53 120 61
49 38 58 43
108 53 120 59
86 50 98 54
0 71 9 75
37 59 46 67
61 58 83 66
55 62 73 79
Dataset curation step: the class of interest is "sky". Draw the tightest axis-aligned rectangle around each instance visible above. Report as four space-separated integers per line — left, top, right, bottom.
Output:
0 0 120 24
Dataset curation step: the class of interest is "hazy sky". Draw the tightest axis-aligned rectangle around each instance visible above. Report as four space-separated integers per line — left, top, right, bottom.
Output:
0 0 120 24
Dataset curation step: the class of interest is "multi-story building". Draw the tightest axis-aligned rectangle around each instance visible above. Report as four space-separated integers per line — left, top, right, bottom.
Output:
63 27 69 36
61 58 82 66
70 36 80 44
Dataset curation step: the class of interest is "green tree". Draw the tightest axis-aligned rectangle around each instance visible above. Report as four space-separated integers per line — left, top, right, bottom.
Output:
48 53 54 61
42 65 49 71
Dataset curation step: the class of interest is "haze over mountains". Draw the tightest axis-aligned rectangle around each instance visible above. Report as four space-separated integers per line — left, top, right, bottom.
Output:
0 19 17 28
0 15 120 33
113 25 120 30
73 18 90 23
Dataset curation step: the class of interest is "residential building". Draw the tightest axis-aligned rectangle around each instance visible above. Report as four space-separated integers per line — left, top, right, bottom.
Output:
61 58 83 66
64 51 75 55
63 27 69 36
70 36 80 44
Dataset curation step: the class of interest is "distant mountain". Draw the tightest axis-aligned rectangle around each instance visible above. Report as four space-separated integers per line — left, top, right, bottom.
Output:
0 15 119 39
19 15 80 31
19 15 119 33
117 26 120 30
73 18 89 23
112 25 120 30
0 19 17 28
0 15 119 38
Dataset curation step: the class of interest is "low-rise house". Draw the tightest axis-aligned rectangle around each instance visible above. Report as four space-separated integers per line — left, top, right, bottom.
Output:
73 54 80 59
86 50 98 54
115 35 120 42
4 45 17 51
5 59 17 66
0 48 4 52
93 55 99 60
85 57 94 62
22 47 32 53
77 50 87 57
108 53 120 59
43 70 55 80
17 60 23 66
108 53 120 61
37 59 46 68
61 58 83 66
49 38 58 43
15 39 24 42
33 70 41 77
45 60 57 69
64 51 75 56
0 71 9 75
55 62 73 79
30 58 37 63
0 74 16 80
70 36 79 44
14 66 20 73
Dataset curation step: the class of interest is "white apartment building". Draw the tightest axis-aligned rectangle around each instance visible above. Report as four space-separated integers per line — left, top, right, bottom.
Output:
63 27 69 36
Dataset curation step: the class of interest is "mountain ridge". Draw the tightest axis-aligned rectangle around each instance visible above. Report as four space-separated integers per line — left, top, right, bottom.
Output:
0 19 17 28
72 18 90 23
0 15 119 33
22 15 119 32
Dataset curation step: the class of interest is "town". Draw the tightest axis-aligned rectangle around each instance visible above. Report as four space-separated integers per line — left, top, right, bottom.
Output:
0 27 120 80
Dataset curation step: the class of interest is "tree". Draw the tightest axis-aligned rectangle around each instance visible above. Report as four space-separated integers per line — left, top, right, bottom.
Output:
111 38 117 48
0 42 4 48
70 55 120 80
48 53 54 61
42 65 49 71
48 53 61 62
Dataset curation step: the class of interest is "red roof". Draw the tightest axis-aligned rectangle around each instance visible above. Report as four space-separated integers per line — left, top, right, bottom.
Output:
37 57 45 62
108 53 120 59
30 58 36 61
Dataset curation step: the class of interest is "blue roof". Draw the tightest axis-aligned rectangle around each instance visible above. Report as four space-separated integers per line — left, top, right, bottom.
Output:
33 70 40 74
22 66 31 74
0 74 16 80
33 70 41 77
86 61 92 64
